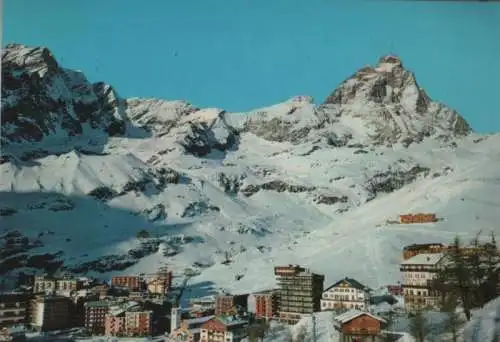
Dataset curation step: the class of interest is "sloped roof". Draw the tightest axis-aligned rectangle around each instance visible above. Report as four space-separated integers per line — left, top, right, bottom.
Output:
324 277 368 292
184 315 214 326
401 253 444 265
334 309 386 325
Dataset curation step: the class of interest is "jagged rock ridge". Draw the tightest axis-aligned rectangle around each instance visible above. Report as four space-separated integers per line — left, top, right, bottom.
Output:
1 44 128 144
2 44 472 155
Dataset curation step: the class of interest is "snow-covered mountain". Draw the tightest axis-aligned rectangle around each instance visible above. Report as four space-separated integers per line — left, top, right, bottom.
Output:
1 44 498 299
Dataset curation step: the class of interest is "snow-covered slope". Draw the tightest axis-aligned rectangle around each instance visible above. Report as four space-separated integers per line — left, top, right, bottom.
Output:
464 297 500 342
1 44 498 299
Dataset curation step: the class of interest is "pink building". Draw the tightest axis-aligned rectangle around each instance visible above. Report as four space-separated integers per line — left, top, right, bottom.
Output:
105 314 125 336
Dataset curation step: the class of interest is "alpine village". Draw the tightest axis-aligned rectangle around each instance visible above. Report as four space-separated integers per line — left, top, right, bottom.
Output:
0 213 498 342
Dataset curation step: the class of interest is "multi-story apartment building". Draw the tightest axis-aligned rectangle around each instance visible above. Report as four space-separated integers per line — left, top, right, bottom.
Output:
89 284 110 299
104 311 126 337
33 276 56 294
84 300 115 334
147 274 172 295
200 316 248 342
400 253 445 312
111 276 142 292
0 293 30 327
250 292 278 320
214 294 248 316
30 295 73 331
125 309 153 336
33 276 81 295
56 278 80 293
274 265 324 325
189 296 216 313
73 293 100 327
321 277 370 311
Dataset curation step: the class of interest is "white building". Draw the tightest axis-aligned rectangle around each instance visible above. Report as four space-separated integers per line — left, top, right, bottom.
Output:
170 306 182 333
199 316 248 342
321 277 370 311
400 252 445 312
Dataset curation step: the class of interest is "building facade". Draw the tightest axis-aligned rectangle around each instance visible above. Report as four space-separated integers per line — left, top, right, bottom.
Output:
0 293 30 327
170 315 214 342
399 213 437 224
104 313 125 336
33 276 80 294
84 301 114 334
147 271 172 295
125 310 153 336
252 292 278 320
111 276 142 291
333 309 386 341
215 294 248 316
30 295 73 331
200 316 248 342
402 243 445 260
321 277 370 311
274 265 324 325
400 253 444 312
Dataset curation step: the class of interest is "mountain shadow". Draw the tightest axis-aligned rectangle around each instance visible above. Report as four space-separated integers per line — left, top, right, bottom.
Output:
0 190 192 277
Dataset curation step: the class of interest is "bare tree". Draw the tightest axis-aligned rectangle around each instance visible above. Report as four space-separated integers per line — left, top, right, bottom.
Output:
441 235 474 320
442 294 466 342
409 308 430 342
293 324 308 342
483 232 499 303
281 327 293 342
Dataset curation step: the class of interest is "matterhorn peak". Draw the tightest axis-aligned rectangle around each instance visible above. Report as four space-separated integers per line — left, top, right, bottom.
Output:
321 55 471 146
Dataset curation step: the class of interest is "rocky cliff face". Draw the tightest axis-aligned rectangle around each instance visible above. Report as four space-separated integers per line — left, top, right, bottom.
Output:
322 56 471 145
226 56 471 147
1 44 128 145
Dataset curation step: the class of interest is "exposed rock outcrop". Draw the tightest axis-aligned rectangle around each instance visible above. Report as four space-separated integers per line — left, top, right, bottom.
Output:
2 44 128 145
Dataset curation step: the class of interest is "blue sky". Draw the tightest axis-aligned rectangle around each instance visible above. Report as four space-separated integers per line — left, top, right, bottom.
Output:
4 0 500 132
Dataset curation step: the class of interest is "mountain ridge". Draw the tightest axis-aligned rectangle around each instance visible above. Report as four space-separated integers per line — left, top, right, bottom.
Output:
2 44 472 155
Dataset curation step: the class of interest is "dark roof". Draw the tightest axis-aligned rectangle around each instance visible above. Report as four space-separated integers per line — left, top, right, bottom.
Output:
324 277 368 292
403 243 444 251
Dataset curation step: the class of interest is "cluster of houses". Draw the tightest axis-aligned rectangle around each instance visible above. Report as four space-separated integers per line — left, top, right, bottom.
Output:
0 242 492 341
0 269 174 340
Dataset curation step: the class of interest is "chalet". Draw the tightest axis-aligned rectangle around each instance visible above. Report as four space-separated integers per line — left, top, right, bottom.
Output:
200 316 248 342
321 277 370 311
333 309 386 342
400 253 445 312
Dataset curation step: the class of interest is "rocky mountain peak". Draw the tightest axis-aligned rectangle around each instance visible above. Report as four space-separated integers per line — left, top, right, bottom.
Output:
2 44 472 154
321 55 472 145
2 44 60 77
1 44 129 146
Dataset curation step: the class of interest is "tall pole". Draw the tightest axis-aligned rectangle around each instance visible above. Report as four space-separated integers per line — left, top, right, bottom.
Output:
312 313 317 342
